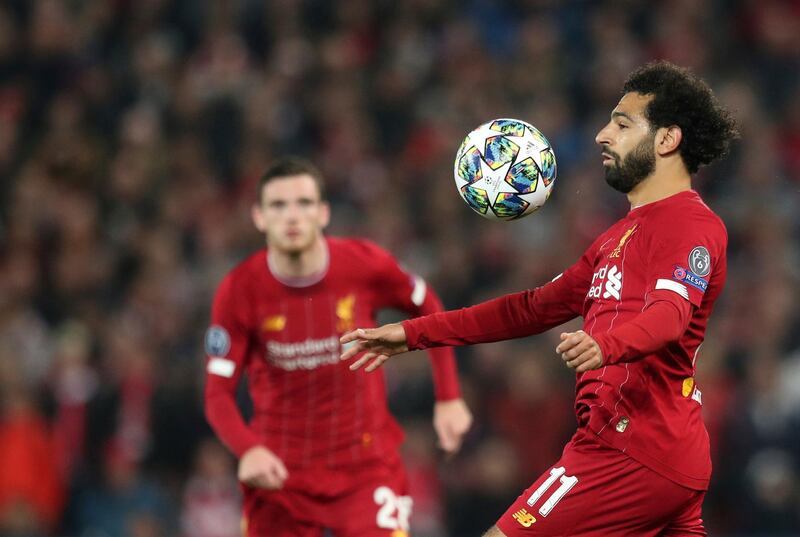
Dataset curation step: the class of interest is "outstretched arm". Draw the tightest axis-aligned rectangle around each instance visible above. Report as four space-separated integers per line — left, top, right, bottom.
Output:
342 236 598 373
339 285 576 372
400 243 597 350
340 262 590 372
401 283 579 349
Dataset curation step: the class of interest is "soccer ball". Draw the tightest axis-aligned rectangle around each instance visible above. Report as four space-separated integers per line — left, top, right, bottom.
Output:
454 118 556 220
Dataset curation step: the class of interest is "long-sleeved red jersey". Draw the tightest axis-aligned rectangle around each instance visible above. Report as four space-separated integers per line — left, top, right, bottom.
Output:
403 190 727 490
204 237 461 470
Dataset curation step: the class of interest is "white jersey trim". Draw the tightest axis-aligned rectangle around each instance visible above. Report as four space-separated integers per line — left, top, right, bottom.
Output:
655 278 689 300
411 276 427 306
207 357 236 378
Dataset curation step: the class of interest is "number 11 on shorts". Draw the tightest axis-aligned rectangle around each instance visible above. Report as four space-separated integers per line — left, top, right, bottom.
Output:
526 467 578 517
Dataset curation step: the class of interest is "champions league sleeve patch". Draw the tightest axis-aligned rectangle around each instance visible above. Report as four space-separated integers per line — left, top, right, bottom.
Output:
672 266 708 293
688 246 711 277
205 325 231 357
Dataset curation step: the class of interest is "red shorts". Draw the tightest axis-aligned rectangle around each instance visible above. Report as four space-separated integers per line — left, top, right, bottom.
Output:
496 429 706 537
242 457 411 537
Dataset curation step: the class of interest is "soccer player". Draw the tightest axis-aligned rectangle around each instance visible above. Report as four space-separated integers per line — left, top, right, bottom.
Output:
203 157 473 537
341 61 738 536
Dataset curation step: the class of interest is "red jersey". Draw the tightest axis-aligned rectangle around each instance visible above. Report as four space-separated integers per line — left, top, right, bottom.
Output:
204 237 461 470
403 190 727 490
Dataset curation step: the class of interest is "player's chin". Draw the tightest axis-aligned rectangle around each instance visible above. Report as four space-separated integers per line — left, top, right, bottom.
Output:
276 236 311 254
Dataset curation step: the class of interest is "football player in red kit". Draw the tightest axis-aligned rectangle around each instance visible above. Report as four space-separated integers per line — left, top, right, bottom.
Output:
204 157 472 537
341 62 739 536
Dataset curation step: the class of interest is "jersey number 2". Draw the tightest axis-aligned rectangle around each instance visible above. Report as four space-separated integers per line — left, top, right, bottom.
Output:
374 486 412 531
526 467 578 517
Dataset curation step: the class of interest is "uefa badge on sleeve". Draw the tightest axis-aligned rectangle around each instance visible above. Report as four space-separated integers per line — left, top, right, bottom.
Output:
205 325 231 357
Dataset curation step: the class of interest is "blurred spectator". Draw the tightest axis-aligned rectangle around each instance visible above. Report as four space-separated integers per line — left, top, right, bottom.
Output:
444 437 523 536
71 443 172 537
180 439 240 537
0 358 64 536
401 420 447 537
48 320 98 481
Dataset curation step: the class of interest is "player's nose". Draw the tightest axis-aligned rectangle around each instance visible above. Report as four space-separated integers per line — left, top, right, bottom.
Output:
595 124 613 147
284 203 302 220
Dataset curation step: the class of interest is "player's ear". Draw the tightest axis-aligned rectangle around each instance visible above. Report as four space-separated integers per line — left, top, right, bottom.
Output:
252 203 266 232
656 125 682 156
319 201 331 230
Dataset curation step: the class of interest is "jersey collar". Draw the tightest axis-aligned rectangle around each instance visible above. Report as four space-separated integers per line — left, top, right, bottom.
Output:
266 239 330 288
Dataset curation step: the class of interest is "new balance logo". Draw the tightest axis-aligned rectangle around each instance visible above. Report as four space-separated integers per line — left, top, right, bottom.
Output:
511 508 536 528
588 264 622 301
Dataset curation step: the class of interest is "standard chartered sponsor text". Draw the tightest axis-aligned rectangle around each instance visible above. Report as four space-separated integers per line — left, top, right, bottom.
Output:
266 336 341 370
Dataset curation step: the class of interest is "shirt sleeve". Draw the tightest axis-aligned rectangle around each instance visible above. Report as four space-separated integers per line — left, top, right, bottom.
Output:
645 212 726 308
203 273 261 457
402 239 598 349
370 244 461 401
593 296 692 364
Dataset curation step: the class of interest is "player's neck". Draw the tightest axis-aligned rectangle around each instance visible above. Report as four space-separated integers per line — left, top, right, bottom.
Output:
627 162 691 209
268 237 329 283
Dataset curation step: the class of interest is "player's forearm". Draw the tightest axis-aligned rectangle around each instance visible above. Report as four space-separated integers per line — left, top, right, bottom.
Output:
593 299 691 364
403 286 571 349
204 390 262 457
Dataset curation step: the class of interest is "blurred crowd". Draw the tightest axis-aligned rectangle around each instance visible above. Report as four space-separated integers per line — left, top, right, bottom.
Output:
1 0 799 536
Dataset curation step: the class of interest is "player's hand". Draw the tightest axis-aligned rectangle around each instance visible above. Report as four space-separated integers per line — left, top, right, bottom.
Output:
238 446 289 490
433 398 473 455
339 323 409 372
556 330 604 373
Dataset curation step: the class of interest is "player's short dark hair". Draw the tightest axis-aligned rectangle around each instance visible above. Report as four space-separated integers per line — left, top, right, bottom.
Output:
622 61 739 174
259 157 327 200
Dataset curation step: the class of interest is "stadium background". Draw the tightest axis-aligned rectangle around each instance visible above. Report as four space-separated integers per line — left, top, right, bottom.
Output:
1 0 799 535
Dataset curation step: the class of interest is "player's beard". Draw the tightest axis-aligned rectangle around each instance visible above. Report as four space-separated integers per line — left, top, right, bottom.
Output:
603 133 656 194
279 233 316 256
266 225 315 256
